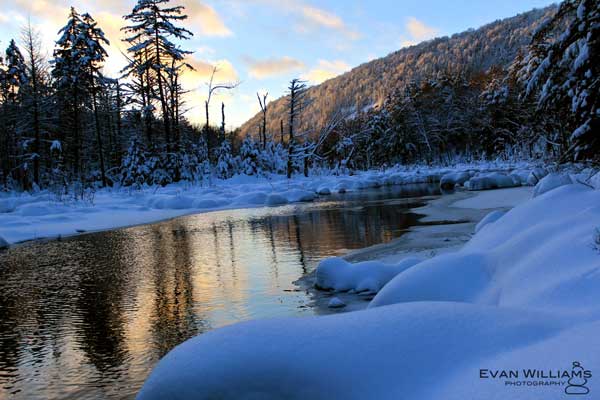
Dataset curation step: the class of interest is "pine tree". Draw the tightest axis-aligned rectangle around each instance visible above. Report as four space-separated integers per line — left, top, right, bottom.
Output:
122 0 194 148
523 0 599 160
79 12 110 187
52 7 86 177
0 39 28 188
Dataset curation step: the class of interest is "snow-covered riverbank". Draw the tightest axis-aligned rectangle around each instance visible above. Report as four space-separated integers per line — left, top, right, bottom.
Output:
137 174 600 400
0 162 540 245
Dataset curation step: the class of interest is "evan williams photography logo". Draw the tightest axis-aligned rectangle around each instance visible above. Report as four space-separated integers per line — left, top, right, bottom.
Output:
480 361 592 395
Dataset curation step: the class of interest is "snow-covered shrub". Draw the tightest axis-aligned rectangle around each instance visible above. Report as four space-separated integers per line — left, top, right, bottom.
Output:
215 140 237 179
238 135 261 176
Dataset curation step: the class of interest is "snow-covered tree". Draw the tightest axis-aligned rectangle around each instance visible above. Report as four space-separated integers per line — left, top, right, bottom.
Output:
215 139 237 179
122 0 194 148
523 0 599 160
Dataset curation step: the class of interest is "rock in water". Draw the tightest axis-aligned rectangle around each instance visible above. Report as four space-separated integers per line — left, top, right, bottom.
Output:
328 297 346 308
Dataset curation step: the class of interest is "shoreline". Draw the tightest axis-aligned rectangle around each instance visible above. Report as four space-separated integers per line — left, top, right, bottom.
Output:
299 186 534 314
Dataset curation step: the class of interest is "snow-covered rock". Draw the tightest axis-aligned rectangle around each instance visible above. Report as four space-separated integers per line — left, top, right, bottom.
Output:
509 169 530 185
465 172 519 191
527 167 548 185
316 186 331 195
137 184 600 400
327 297 346 308
0 236 8 249
532 173 572 198
315 256 424 293
474 210 505 233
439 171 470 190
281 190 315 203
265 194 288 206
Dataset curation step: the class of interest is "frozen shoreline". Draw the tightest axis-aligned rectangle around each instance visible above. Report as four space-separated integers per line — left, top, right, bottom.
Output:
137 175 600 400
0 162 536 246
301 186 533 314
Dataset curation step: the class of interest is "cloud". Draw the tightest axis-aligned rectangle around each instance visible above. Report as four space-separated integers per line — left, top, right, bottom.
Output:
400 17 439 47
182 0 233 37
244 56 305 79
303 59 351 84
235 0 359 41
180 58 239 90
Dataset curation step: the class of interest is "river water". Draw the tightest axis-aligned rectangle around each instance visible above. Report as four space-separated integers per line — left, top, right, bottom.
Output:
0 183 442 399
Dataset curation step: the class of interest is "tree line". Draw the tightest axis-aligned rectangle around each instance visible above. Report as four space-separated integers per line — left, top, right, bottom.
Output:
0 0 597 194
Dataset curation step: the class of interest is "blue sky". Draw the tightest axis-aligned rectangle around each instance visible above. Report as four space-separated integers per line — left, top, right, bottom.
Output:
0 0 554 127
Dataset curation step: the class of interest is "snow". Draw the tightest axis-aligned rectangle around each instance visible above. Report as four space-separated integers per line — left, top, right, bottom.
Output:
451 186 532 209
533 172 573 197
0 162 537 245
137 182 600 400
327 297 346 308
474 210 505 233
464 172 519 191
591 171 600 190
439 171 471 189
315 256 424 294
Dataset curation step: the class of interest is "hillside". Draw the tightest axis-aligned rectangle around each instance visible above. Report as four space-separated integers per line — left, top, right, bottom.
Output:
238 6 557 137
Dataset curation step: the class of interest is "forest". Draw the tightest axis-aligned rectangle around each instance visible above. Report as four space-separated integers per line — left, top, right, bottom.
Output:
0 0 597 194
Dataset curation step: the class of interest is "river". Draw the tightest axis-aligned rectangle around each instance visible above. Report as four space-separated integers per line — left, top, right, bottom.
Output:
0 183 448 399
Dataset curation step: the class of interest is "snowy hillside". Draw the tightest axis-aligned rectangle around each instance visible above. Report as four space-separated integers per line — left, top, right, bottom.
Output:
238 6 555 137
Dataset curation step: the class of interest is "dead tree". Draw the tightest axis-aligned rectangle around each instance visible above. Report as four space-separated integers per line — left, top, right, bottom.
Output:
257 92 268 149
286 79 308 179
204 66 239 152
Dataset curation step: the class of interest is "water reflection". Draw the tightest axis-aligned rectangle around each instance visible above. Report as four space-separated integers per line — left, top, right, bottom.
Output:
0 183 439 399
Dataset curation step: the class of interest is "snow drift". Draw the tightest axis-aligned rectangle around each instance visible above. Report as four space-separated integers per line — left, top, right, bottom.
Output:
137 183 600 400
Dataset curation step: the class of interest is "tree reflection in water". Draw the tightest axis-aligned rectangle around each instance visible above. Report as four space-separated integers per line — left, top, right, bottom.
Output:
0 183 439 399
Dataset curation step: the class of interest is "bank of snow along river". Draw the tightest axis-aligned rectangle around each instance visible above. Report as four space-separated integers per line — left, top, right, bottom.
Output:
138 168 600 400
1 163 598 399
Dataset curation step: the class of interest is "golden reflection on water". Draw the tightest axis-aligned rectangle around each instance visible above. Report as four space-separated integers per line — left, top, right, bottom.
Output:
0 184 439 399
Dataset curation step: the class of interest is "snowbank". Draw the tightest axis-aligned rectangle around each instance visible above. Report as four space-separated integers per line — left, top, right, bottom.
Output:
474 210 505 233
0 162 535 244
439 171 471 190
315 256 424 293
533 172 573 197
465 172 520 191
138 183 600 400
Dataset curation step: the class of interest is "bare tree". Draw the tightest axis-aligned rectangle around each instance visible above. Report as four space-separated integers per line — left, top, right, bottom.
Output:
256 91 268 149
286 79 308 179
204 65 239 151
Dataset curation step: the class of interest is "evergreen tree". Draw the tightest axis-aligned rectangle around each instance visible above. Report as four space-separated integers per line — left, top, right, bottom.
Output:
122 0 193 148
523 0 599 160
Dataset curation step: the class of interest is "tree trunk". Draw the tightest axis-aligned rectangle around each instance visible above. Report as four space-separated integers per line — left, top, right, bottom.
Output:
92 91 107 187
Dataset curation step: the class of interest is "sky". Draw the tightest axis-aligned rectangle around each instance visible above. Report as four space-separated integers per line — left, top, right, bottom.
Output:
0 0 555 128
